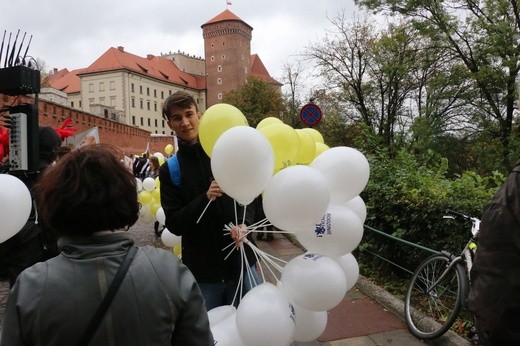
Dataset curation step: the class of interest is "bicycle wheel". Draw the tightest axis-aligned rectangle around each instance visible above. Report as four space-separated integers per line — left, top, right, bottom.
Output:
404 254 467 340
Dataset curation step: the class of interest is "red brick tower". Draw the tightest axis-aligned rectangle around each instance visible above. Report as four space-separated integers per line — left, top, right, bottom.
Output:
201 9 253 107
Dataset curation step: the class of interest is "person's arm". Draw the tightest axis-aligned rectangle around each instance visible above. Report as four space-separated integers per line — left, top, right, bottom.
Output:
158 163 211 236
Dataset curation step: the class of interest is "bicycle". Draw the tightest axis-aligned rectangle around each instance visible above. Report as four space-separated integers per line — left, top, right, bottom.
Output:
404 209 480 340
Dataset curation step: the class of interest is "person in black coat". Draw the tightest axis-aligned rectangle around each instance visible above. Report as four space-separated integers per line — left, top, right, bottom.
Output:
0 126 63 286
159 91 260 310
468 161 520 344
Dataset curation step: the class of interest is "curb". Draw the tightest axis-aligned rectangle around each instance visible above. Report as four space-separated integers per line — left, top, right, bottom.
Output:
356 275 470 346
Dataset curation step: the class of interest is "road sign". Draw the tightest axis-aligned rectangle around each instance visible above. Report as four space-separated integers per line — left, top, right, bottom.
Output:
299 103 322 127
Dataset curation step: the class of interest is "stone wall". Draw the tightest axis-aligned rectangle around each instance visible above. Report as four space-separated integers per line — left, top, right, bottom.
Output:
1 94 173 156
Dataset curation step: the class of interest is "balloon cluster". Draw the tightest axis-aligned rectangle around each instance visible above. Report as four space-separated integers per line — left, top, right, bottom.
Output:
199 103 369 345
136 149 181 254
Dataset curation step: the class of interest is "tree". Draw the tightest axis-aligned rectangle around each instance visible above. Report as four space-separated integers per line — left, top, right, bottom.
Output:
223 75 285 127
356 0 520 169
305 13 426 148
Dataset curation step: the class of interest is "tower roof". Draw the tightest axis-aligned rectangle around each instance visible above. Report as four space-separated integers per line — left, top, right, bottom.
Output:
201 9 252 30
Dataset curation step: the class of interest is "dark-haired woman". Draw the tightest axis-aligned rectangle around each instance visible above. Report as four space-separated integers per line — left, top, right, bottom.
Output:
0 145 213 346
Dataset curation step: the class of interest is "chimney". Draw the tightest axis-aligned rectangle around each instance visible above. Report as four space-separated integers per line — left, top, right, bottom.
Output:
147 54 154 60
117 46 125 52
53 68 58 74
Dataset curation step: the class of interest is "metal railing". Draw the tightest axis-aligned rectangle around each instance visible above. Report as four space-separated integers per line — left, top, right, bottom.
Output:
361 224 441 275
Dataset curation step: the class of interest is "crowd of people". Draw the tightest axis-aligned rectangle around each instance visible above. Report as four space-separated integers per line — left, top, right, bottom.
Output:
3 90 519 345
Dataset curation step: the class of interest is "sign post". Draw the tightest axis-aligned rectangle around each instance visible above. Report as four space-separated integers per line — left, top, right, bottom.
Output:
299 103 322 127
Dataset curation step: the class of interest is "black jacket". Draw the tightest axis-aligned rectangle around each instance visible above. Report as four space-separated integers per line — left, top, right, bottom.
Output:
159 141 257 283
468 161 520 344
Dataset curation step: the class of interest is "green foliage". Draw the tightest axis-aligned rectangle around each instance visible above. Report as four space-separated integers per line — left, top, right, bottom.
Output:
223 76 285 127
360 148 505 273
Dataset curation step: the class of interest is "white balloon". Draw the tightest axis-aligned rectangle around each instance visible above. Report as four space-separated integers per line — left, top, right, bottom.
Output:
155 207 166 225
210 313 244 346
340 195 367 224
293 303 328 342
296 204 364 257
262 165 330 231
236 283 295 346
161 228 181 247
208 305 236 328
211 126 274 205
135 178 143 192
311 146 370 203
153 152 165 160
0 174 32 243
334 253 360 292
282 253 347 311
142 177 156 192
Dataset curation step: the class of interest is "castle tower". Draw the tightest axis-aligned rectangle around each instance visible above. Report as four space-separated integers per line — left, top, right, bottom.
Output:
201 9 253 107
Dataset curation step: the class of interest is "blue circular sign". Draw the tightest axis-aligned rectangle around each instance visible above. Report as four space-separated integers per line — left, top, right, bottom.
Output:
299 103 322 127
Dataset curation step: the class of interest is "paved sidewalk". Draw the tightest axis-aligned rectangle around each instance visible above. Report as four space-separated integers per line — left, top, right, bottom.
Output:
1 221 471 345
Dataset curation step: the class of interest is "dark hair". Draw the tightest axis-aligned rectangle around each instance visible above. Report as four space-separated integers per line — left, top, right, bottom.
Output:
162 91 198 121
148 155 159 170
35 144 139 237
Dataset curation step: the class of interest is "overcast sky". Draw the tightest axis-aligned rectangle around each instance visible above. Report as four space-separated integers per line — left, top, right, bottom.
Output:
2 0 361 90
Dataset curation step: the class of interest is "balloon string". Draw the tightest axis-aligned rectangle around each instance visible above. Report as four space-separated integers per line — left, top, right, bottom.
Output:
196 199 213 224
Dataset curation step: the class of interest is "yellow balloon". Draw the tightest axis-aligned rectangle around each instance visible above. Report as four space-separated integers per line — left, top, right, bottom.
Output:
259 123 300 173
313 142 330 160
155 177 161 189
164 144 174 155
151 188 161 203
150 201 161 217
172 243 182 257
256 117 283 130
199 103 248 157
301 128 324 144
158 156 165 167
138 190 153 205
294 129 316 165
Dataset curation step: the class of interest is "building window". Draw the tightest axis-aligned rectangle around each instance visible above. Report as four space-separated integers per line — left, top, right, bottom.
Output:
162 120 165 127
140 99 143 109
218 93 223 100
221 54 225 59
70 101 74 108
147 100 150 110
79 101 82 108
154 89 157 97
89 98 94 105
217 65 222 72
132 116 135 125
139 85 143 94
140 117 144 126
110 81 115 90
89 83 94 92
211 56 215 61
99 97 105 105
131 83 135 92
154 102 157 111
217 78 222 85
131 97 135 107
110 96 116 106
147 87 150 96
99 82 105 91
147 118 151 126
161 91 164 99
154 119 158 127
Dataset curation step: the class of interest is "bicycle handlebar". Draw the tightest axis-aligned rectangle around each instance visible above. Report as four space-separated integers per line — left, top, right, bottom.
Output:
445 209 471 220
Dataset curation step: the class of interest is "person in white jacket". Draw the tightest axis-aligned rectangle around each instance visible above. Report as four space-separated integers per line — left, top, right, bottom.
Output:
0 144 213 346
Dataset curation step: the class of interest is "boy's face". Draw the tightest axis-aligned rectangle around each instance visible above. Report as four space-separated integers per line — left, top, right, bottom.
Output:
166 104 201 144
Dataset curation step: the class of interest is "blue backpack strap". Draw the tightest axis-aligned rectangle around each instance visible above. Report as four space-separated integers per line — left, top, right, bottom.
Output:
167 154 181 187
